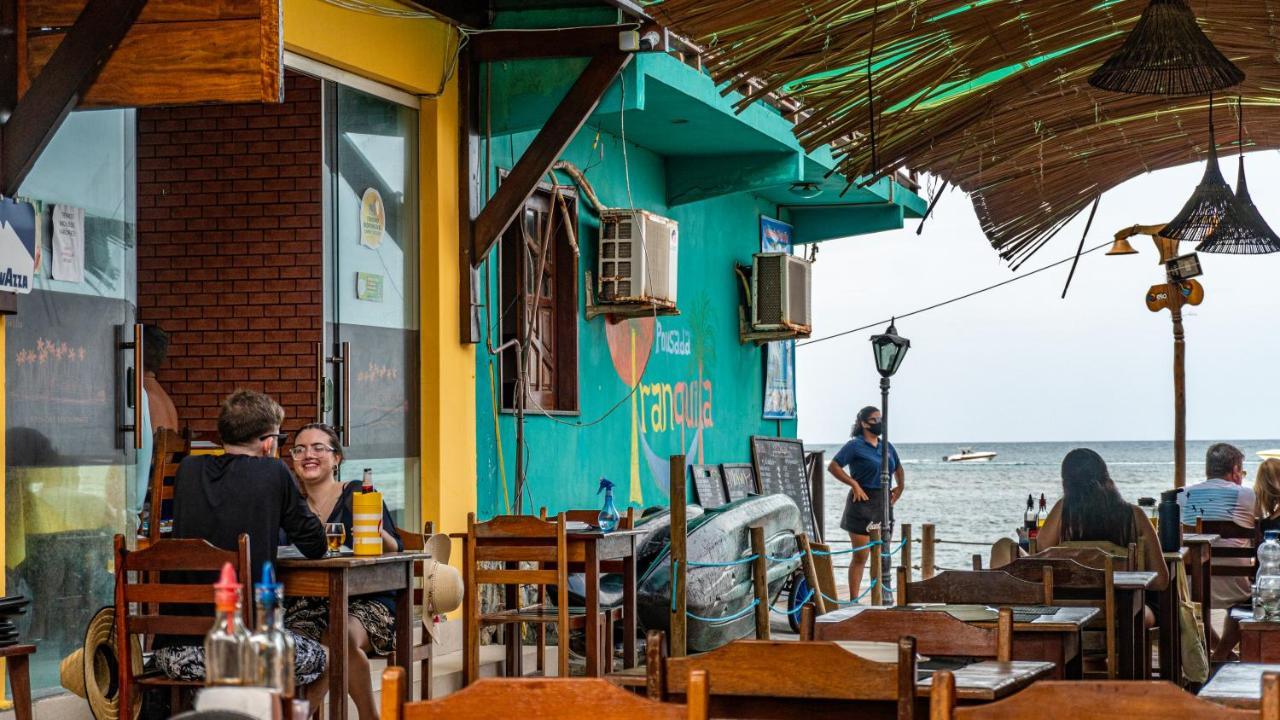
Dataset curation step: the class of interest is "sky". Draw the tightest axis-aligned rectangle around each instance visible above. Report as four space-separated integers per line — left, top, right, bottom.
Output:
796 152 1280 445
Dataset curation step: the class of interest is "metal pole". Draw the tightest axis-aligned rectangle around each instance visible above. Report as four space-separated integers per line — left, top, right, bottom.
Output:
879 376 893 604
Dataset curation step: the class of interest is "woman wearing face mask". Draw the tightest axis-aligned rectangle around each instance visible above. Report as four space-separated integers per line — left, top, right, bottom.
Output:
286 423 402 720
827 406 904 602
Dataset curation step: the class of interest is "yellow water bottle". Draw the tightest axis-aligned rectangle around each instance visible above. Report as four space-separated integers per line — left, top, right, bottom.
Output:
352 468 383 556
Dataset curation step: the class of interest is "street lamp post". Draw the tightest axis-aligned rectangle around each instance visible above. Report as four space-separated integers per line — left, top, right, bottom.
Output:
870 319 910 604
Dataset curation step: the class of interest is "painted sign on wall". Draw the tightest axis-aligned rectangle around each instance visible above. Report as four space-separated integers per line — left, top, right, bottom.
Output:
761 216 796 419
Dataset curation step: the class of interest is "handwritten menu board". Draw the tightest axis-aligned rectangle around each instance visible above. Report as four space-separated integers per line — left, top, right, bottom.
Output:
751 436 819 541
720 463 758 502
690 464 727 508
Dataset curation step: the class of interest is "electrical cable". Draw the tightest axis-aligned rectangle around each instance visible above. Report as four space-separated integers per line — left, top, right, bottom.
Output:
797 240 1113 348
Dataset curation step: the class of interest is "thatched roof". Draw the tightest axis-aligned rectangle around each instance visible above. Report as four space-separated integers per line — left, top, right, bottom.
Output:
647 0 1276 264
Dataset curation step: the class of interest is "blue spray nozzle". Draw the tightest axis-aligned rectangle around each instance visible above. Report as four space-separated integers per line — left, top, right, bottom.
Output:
598 478 614 494
256 561 282 602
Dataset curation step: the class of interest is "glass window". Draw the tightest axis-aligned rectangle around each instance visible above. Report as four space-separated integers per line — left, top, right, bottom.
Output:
5 109 137 695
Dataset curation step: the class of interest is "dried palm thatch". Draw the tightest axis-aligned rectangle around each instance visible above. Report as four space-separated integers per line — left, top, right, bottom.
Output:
647 0 1280 263
1089 0 1243 96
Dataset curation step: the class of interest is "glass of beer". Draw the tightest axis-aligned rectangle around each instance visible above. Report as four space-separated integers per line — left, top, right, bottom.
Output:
324 523 345 557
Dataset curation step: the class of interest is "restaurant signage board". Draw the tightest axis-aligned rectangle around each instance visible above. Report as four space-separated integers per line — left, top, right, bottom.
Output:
0 198 37 294
360 188 385 249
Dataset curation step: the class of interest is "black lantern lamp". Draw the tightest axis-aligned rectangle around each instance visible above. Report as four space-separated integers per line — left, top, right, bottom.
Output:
1196 99 1280 255
1088 0 1243 96
869 319 909 604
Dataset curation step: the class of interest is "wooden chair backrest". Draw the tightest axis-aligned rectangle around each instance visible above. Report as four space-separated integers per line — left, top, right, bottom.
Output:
1002 557 1103 593
398 521 434 611
381 666 709 720
807 606 1013 662
1188 519 1260 578
928 672 1273 720
899 569 1050 606
469 512 567 577
657 632 916 720
1009 553 1118 678
146 427 191 544
1040 543 1136 571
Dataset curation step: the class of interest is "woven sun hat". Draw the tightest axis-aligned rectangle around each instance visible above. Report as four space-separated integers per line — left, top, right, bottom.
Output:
60 607 142 720
422 533 462 616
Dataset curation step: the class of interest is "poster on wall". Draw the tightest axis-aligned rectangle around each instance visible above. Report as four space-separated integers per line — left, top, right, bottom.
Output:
760 216 797 420
359 188 385 249
51 204 85 283
0 198 36 294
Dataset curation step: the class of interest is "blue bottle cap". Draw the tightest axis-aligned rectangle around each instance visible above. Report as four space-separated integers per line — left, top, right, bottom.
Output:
1266 531 1280 542
256 561 283 604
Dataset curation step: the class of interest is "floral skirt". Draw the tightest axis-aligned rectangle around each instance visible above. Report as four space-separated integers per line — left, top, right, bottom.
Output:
153 631 326 685
285 597 396 656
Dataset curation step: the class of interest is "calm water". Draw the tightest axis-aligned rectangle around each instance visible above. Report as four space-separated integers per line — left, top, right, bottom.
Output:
814 439 1280 579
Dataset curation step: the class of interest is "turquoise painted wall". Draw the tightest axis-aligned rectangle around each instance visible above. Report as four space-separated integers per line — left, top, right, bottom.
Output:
474 121 799 518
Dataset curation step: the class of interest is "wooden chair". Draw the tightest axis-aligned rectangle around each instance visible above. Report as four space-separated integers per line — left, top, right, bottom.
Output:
1188 518 1260 591
802 604 1014 662
463 512 585 683
897 568 1051 607
114 533 251 715
380 665 709 719
388 522 436 700
928 671 1279 720
141 427 191 545
1000 555 1119 679
648 630 917 720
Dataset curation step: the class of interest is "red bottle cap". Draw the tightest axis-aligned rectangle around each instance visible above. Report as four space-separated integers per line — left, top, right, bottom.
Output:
213 562 241 612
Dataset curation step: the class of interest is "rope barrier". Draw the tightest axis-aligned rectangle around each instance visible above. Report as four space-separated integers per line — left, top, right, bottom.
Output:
766 551 803 563
933 539 995 547
812 540 881 557
817 579 878 606
886 538 909 556
686 599 761 623
768 587 815 617
686 554 760 568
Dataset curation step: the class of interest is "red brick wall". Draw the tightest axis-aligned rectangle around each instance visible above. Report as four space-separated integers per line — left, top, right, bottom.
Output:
137 72 323 436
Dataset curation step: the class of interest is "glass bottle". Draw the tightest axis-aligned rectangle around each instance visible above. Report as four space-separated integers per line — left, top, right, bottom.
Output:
1137 497 1158 532
1023 494 1037 539
204 562 251 686
1036 494 1049 529
248 562 295 697
598 478 620 533
1254 531 1280 620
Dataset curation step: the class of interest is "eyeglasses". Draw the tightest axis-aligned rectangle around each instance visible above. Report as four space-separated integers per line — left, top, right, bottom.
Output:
289 443 336 458
260 432 289 445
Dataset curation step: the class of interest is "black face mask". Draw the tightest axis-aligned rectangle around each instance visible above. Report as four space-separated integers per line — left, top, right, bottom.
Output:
866 422 883 436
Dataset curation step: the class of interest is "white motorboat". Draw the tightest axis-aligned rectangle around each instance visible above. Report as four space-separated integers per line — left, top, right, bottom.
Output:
1259 450 1280 461
943 448 997 463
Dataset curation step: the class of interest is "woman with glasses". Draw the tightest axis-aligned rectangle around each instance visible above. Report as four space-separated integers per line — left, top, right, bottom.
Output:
285 423 402 720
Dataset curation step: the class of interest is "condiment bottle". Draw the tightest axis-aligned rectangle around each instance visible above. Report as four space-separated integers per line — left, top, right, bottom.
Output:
204 563 250 686
248 562 294 697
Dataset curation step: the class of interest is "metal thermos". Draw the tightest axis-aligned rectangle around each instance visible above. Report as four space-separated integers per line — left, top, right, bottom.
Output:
1158 488 1182 553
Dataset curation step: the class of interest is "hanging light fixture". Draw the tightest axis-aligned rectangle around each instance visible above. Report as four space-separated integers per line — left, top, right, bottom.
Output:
1196 99 1280 254
1162 95 1257 246
1089 0 1244 96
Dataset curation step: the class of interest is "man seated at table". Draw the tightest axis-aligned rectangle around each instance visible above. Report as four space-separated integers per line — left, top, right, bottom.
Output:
153 389 330 702
1180 442 1255 660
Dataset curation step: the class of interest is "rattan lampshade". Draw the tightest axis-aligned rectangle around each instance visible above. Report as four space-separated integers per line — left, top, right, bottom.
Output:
1089 0 1244 96
1195 102 1280 254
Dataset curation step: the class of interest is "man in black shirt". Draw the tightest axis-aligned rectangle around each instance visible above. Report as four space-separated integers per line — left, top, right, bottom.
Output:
154 390 329 703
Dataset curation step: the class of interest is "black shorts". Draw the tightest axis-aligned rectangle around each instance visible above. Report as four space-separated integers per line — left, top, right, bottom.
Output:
840 487 886 535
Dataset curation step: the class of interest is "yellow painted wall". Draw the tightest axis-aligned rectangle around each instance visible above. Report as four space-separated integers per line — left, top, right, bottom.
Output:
283 0 460 95
285 0 476 546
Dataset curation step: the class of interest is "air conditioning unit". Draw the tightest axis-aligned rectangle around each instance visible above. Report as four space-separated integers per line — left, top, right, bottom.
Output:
597 209 678 305
751 253 812 333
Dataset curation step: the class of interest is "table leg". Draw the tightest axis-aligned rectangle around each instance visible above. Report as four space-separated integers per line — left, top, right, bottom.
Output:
8 654 31 720
1158 561 1177 681
504 561 521 677
1198 547 1213 652
394 561 413 702
1116 589 1139 680
623 539 637 670
328 570 350 720
1065 632 1083 680
585 541 600 677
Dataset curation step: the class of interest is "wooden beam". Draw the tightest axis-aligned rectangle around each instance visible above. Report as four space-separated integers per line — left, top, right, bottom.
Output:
470 24 660 62
471 51 630 264
0 0 19 121
402 0 490 29
2 0 148 195
457 46 479 344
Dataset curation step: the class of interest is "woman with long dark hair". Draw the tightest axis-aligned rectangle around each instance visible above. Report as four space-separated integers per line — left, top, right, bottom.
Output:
827 405 904 601
1037 448 1167 591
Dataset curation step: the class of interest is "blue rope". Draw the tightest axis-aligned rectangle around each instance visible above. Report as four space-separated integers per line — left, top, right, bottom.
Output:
886 538 909 556
766 551 803 563
768 587 814 617
818 578 878 606
686 554 760 568
812 540 882 557
686 599 760 623
670 560 679 613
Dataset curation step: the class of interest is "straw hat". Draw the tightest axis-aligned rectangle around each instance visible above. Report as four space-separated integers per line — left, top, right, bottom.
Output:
423 533 462 616
60 607 142 720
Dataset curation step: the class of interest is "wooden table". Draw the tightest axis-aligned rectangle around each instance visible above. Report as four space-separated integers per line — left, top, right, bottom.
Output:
816 605 1098 680
1183 533 1218 651
276 551 428 720
1113 571 1158 680
1158 549 1187 683
1198 663 1280 709
1239 616 1280 663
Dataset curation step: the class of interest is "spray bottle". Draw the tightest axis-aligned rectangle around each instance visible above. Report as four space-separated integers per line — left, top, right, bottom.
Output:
597 478 620 533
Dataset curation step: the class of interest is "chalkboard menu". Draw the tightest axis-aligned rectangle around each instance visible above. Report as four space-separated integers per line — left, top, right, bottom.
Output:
690 464 727 508
751 436 820 541
721 464 756 502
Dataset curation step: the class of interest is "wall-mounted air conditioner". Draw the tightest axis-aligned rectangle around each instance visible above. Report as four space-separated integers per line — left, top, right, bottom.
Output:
597 209 678 305
751 253 812 333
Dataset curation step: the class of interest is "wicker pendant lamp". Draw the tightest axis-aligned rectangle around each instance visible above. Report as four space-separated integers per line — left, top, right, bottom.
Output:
1161 96 1255 245
1196 100 1280 254
1089 0 1244 96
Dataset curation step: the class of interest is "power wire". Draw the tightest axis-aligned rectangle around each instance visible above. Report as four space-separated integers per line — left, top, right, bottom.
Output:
797 240 1113 348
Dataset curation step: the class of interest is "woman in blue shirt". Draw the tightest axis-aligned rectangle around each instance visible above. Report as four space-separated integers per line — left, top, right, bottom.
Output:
827 406 904 601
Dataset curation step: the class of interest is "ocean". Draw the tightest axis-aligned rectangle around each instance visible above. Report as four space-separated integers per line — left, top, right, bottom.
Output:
813 439 1280 583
